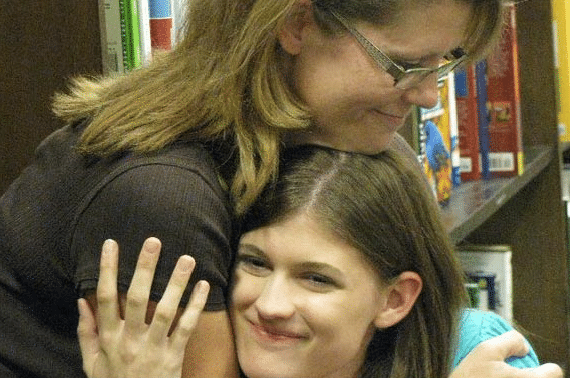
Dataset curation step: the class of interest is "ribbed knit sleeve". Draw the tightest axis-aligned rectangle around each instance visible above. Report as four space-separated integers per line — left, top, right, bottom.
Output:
72 154 233 311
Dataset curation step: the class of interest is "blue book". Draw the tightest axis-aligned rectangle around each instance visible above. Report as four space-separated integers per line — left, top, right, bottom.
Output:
475 60 491 179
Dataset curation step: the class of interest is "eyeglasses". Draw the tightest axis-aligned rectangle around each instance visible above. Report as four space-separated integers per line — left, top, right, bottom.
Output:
330 11 467 90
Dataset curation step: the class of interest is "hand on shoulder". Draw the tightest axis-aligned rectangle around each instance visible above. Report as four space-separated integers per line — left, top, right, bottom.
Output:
451 330 564 378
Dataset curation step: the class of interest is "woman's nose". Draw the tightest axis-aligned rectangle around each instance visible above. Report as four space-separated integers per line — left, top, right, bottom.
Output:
402 72 439 109
254 276 295 320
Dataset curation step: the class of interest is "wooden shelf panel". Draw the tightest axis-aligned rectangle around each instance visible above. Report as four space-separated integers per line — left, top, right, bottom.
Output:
440 145 555 243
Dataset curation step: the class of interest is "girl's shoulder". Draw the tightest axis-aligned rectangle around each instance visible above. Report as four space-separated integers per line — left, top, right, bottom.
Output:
454 309 540 368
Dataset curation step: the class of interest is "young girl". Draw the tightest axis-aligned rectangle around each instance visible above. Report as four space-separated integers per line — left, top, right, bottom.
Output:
78 147 560 378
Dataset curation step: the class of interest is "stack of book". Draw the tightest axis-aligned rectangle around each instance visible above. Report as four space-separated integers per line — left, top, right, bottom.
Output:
99 0 185 74
414 2 523 203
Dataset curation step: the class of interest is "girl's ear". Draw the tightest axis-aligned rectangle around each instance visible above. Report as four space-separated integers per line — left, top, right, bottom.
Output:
277 0 315 55
374 272 423 329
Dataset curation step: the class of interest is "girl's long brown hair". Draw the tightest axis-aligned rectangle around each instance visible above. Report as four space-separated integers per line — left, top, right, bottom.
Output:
242 146 468 378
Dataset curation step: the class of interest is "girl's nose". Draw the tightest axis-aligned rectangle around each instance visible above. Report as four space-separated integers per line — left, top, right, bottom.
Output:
253 276 295 320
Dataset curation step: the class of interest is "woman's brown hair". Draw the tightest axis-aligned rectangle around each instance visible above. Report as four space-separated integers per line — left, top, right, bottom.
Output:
53 0 506 214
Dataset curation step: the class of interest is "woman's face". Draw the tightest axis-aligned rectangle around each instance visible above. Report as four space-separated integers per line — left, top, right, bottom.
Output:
284 0 473 154
230 213 388 378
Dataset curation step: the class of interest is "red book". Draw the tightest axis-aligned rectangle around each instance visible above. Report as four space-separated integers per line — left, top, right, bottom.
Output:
149 0 173 51
485 3 523 177
455 64 481 182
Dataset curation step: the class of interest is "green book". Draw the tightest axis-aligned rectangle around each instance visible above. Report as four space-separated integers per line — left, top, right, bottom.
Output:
120 0 142 70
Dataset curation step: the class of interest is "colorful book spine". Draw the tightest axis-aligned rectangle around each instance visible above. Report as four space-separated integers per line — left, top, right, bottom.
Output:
455 64 481 182
171 0 187 47
551 0 570 142
120 0 143 70
485 2 524 177
418 72 457 204
447 72 461 188
138 0 152 66
98 0 125 73
475 60 491 179
149 0 173 51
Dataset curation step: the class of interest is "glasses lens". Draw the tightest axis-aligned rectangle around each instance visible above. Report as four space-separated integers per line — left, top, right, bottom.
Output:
395 71 433 90
395 49 466 89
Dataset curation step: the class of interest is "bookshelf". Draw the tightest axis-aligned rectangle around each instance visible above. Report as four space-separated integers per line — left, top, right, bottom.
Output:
442 1 569 368
442 146 555 243
1 0 568 370
400 0 569 368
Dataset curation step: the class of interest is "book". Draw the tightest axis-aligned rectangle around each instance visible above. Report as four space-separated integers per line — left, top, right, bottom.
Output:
551 0 570 142
137 0 152 66
475 60 491 179
484 2 524 177
455 63 483 182
171 0 187 46
98 0 126 73
417 72 458 203
448 72 461 188
456 245 513 322
120 0 143 70
149 0 174 51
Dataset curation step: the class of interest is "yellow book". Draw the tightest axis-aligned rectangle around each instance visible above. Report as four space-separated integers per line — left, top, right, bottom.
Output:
552 0 570 142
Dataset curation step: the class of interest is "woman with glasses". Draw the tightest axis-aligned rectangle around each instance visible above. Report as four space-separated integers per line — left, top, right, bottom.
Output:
0 1 560 377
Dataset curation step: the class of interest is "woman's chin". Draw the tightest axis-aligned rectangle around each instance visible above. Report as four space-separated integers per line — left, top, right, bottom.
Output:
285 131 397 155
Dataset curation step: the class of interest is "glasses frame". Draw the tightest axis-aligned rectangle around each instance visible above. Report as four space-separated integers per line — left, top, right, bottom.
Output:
329 11 467 90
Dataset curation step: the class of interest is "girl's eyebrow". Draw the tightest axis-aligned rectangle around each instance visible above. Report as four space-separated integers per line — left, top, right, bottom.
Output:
237 243 265 256
297 261 344 276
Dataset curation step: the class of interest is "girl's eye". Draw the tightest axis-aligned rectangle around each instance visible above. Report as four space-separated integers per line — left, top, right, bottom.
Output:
237 254 270 275
302 273 337 289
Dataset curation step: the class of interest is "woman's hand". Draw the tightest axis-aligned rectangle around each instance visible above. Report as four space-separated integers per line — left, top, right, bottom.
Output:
451 330 564 378
77 237 210 378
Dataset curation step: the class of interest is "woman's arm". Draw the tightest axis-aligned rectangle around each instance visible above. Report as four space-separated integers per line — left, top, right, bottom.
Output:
450 331 563 378
78 238 210 378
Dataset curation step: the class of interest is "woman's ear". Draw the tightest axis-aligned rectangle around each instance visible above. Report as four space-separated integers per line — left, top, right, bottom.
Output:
374 272 423 329
278 0 315 55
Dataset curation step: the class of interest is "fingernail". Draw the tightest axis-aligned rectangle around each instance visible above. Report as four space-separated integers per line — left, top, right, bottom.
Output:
144 237 161 253
197 281 210 297
102 239 115 254
178 255 195 272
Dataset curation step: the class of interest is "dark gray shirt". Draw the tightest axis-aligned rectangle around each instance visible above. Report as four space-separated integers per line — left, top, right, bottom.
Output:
0 122 233 377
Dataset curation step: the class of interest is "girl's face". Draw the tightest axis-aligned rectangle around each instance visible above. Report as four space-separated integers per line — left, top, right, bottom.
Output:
284 0 473 154
230 213 388 378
